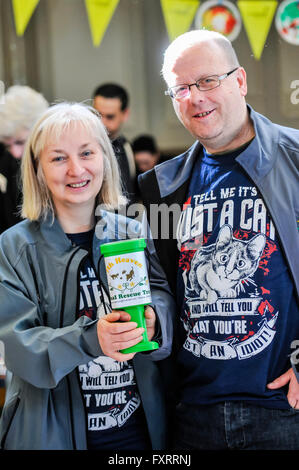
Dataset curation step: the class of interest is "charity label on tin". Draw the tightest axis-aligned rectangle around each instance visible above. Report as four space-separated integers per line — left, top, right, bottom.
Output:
104 250 152 308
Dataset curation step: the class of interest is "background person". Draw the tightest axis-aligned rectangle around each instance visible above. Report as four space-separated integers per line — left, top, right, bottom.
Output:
0 85 48 233
132 134 160 174
93 83 136 202
139 29 299 450
132 134 161 203
0 102 175 450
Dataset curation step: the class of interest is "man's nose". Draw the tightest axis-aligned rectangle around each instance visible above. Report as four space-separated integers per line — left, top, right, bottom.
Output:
189 83 206 102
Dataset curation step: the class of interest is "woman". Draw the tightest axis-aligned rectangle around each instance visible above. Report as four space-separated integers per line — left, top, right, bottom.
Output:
0 103 174 450
0 85 48 233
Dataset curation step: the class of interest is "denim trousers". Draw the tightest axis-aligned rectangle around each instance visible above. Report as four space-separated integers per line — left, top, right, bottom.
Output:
173 401 299 450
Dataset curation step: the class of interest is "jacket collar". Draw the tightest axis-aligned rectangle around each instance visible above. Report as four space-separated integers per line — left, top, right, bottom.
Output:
236 105 279 182
155 140 201 198
38 213 74 255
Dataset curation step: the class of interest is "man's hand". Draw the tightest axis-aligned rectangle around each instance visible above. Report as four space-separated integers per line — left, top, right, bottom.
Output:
97 310 144 362
267 367 299 409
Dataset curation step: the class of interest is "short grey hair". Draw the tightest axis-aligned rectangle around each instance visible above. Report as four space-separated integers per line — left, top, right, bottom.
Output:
162 29 240 84
0 85 49 140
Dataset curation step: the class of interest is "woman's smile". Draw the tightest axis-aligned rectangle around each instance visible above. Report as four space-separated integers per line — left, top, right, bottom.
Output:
66 179 91 189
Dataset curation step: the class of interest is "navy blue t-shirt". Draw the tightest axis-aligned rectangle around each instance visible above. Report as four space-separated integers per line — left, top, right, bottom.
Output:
67 229 151 450
176 139 299 409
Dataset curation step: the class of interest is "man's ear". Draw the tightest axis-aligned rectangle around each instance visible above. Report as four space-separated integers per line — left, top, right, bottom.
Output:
237 67 248 97
122 107 130 123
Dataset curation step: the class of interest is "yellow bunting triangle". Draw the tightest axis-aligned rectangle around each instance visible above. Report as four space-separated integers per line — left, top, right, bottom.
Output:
12 0 40 36
161 0 200 41
85 0 120 47
237 0 278 60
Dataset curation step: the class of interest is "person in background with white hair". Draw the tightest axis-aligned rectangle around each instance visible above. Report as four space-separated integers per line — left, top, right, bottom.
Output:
0 102 174 450
0 85 48 233
139 29 299 450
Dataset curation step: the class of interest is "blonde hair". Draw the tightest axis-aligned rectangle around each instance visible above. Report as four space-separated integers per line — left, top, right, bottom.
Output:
21 102 126 221
0 85 48 140
162 29 240 84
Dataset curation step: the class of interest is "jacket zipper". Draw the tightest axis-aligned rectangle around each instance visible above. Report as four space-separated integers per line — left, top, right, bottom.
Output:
59 246 82 328
59 246 85 450
74 253 91 448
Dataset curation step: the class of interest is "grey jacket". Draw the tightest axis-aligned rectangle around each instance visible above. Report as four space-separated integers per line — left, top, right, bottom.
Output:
139 105 299 381
0 210 175 450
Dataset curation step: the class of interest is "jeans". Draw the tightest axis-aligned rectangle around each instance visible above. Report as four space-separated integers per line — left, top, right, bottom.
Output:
173 401 299 450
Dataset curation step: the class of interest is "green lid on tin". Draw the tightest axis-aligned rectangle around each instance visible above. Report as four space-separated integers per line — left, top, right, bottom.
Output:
100 238 146 257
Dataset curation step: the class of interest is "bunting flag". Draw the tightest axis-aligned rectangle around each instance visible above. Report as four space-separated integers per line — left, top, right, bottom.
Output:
12 0 40 36
237 0 278 60
275 0 299 45
195 0 242 42
85 0 120 47
161 0 200 42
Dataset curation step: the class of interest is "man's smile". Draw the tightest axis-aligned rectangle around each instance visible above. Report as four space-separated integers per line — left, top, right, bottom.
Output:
192 109 215 119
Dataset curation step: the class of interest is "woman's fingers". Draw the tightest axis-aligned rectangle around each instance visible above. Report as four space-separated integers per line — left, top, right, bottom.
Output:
97 310 144 361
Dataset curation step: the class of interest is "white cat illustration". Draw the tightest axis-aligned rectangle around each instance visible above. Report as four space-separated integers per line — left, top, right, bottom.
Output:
188 225 266 304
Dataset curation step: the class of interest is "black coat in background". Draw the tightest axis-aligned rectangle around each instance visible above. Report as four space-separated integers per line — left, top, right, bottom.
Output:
0 144 22 234
112 136 137 204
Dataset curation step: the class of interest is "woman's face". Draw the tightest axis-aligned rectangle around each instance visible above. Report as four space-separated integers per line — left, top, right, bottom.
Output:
39 124 104 217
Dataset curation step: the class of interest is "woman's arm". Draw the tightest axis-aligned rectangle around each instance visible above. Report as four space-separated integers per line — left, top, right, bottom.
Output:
0 243 103 389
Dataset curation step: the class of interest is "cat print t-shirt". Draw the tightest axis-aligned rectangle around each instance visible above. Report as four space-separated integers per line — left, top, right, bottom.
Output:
67 230 151 450
176 139 299 409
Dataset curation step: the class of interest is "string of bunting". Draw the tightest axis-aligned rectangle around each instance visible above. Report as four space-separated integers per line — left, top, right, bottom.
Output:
10 0 299 59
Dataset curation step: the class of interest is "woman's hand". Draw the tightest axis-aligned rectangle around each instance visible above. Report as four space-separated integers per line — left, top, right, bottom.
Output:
144 305 156 342
97 310 144 362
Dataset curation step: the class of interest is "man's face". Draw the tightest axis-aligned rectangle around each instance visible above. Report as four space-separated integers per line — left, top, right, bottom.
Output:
167 42 250 153
93 96 129 140
134 151 160 173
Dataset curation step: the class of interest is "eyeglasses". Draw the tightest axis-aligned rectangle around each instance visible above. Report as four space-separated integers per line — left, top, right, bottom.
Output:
165 67 239 100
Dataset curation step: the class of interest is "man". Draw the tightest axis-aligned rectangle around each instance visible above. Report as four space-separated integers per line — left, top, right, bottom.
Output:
139 30 299 450
93 83 136 202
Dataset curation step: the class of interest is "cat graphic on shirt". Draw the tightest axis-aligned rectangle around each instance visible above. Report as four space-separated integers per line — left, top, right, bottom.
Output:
188 225 265 304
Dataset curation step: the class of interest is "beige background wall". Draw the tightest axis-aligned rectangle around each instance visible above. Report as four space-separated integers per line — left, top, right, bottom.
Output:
0 0 298 154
